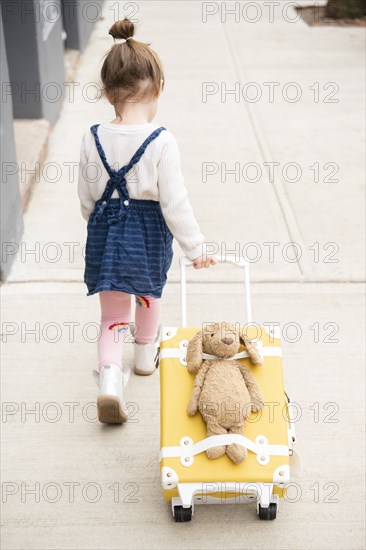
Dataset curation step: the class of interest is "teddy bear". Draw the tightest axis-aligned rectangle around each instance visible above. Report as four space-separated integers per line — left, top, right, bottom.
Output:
186 321 264 464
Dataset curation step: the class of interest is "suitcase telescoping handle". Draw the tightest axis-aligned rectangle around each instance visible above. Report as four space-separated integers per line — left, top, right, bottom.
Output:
179 254 252 328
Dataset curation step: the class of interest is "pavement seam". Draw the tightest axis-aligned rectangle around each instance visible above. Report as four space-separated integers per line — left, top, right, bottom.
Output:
222 22 315 282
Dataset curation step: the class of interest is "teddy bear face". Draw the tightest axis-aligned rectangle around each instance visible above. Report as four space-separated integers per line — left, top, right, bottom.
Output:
202 322 241 359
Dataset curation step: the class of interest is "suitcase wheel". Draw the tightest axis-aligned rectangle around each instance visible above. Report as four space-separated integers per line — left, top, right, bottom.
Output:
258 502 277 520
173 505 193 522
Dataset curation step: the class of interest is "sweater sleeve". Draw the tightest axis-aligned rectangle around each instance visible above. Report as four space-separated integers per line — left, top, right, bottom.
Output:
77 132 95 221
157 134 207 261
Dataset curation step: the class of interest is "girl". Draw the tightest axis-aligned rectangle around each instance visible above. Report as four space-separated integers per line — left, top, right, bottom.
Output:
77 17 217 425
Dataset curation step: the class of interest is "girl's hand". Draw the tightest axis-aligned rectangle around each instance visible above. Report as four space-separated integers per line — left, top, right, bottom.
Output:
192 254 219 269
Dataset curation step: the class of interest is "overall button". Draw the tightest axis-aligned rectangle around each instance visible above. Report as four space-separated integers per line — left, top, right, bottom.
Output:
124 200 129 206
102 201 107 205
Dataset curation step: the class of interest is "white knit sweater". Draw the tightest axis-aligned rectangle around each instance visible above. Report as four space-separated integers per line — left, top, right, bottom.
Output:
77 122 207 261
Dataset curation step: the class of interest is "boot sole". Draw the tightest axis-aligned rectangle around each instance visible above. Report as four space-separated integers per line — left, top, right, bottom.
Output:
134 367 156 376
97 395 128 424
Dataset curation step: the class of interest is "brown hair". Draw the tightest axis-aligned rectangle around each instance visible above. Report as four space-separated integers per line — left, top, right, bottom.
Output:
100 18 165 106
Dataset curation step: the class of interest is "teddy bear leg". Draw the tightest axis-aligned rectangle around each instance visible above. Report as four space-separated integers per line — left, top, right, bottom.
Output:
205 420 227 459
225 427 248 464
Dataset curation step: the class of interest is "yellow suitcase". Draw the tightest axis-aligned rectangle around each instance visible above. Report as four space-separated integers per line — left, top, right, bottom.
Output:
157 255 301 522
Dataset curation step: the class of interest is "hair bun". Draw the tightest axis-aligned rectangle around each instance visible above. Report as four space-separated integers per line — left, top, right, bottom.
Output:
109 17 135 40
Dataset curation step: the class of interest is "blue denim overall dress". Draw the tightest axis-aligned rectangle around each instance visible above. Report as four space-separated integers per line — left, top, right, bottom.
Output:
84 124 174 299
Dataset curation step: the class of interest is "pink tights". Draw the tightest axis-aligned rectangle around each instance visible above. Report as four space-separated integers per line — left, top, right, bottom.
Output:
97 290 161 370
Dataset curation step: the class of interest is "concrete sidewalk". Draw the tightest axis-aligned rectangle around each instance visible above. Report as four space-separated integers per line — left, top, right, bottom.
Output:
1 2 365 549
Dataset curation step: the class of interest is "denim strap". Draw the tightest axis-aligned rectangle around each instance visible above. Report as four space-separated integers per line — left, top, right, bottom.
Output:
89 124 167 223
90 124 166 202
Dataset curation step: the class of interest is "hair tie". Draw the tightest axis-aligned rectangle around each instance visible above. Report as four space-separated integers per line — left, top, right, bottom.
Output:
114 36 134 43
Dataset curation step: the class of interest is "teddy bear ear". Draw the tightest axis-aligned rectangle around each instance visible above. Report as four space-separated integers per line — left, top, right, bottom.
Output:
186 330 203 373
239 332 264 366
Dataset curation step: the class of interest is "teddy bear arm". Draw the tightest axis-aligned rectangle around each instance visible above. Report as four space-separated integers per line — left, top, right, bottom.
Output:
238 364 264 410
187 363 210 416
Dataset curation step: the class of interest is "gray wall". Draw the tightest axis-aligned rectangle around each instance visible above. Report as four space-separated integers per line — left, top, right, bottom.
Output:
0 11 24 280
0 0 104 280
62 0 104 52
1 0 65 125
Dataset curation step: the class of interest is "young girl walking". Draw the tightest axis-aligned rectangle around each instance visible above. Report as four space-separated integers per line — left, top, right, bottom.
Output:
77 17 217 425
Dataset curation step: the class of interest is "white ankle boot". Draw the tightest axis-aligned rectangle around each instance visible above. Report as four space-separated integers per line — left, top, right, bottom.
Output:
92 363 130 424
131 323 161 376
